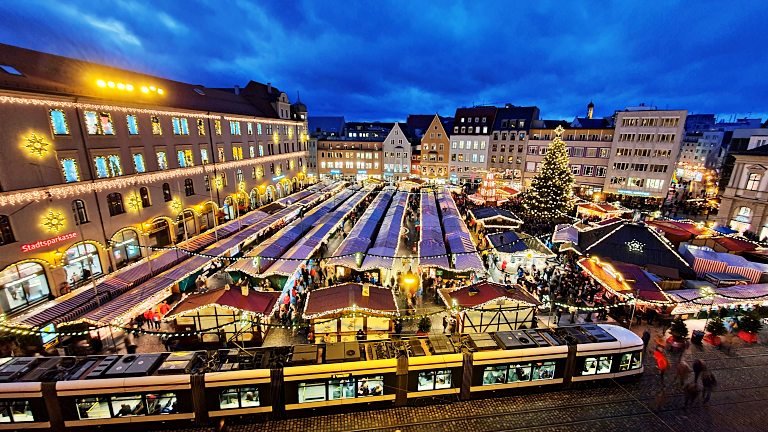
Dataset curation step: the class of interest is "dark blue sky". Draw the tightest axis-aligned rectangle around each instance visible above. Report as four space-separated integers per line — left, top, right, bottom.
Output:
1 0 766 121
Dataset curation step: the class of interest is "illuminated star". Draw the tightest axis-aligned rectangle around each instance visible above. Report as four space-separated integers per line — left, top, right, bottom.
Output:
25 133 50 157
41 210 66 233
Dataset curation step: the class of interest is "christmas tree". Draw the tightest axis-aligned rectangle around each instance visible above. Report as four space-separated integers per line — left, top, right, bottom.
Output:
524 125 574 218
669 316 689 341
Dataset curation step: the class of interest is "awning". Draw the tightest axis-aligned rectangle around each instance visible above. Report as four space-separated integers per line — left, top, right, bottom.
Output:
165 286 280 320
714 225 738 235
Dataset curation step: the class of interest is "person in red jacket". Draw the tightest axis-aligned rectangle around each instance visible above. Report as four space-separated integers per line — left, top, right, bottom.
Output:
653 346 669 385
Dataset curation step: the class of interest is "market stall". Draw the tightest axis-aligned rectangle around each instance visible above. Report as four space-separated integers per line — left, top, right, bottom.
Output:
164 285 281 346
302 283 399 343
439 281 539 333
488 231 555 273
469 207 523 233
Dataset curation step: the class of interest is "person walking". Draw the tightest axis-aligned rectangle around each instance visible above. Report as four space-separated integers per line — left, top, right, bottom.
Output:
653 347 669 385
701 370 717 403
676 360 691 387
642 329 651 352
692 359 704 383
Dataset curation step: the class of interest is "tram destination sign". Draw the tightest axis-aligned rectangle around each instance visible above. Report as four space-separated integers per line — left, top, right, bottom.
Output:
21 231 78 253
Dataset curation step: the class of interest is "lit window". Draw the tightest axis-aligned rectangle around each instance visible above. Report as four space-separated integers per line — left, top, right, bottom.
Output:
258 145 264 157
249 145 255 158
49 109 69 135
200 148 209 164
151 116 162 135
156 151 168 170
94 155 122 178
746 173 762 191
197 119 206 136
247 123 253 135
60 158 80 182
230 121 242 135
215 120 222 135
99 113 114 135
172 117 189 135
126 115 139 135
217 147 225 162
177 149 194 167
232 146 243 160
133 153 146 173
257 123 263 134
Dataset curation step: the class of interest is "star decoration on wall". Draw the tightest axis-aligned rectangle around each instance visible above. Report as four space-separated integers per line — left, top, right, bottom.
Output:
41 210 66 233
127 193 142 211
169 198 183 213
25 133 50 157
626 240 645 253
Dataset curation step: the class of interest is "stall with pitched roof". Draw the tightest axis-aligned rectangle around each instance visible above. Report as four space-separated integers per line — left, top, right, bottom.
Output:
439 281 539 333
302 283 399 343
576 202 630 220
488 231 555 272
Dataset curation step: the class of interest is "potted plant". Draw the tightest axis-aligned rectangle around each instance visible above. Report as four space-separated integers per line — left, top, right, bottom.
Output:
704 316 726 346
737 311 762 343
666 316 689 350
417 317 432 335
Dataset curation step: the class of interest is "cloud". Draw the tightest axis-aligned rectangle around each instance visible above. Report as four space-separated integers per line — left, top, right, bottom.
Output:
0 0 765 121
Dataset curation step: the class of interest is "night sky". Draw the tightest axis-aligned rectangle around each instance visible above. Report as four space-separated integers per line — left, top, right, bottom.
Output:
1 0 766 121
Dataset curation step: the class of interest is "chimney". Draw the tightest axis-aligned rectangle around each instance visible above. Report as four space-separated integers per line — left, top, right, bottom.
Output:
587 101 594 119
234 85 240 95
267 82 272 93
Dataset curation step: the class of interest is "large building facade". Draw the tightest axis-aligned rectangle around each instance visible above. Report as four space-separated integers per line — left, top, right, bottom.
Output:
603 108 687 199
316 138 383 181
415 115 451 182
488 105 539 182
382 123 412 182
449 107 497 184
0 44 309 315
717 146 768 239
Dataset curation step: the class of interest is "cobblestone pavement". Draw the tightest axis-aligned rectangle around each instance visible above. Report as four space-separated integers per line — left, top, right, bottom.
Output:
148 334 768 432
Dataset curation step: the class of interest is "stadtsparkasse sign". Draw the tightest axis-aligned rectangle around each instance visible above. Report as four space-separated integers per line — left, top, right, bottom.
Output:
21 232 78 253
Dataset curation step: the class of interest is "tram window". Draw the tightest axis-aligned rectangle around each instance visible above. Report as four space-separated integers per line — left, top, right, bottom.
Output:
329 379 355 400
619 353 632 371
0 400 34 423
219 387 261 409
631 352 643 370
418 369 452 390
532 361 556 380
508 363 531 382
145 393 177 415
298 382 326 403
582 356 613 375
111 394 143 417
357 376 384 397
76 397 110 419
482 365 508 385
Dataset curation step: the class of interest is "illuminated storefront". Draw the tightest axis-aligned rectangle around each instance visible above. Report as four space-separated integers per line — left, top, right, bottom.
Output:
0 262 50 313
63 243 102 286
111 229 142 269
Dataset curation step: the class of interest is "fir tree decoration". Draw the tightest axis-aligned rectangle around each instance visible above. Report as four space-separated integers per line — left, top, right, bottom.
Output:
524 125 574 218
669 316 689 341
738 311 763 334
705 316 726 336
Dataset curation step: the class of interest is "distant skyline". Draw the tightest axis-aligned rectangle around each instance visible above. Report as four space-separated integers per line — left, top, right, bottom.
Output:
1 0 766 122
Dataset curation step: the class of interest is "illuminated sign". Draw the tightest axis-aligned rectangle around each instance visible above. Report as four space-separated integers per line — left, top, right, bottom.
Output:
617 189 651 197
357 170 367 174
21 232 77 253
329 170 341 175
272 174 285 182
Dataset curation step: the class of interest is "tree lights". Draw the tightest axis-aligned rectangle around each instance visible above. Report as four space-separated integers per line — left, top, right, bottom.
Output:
524 125 574 218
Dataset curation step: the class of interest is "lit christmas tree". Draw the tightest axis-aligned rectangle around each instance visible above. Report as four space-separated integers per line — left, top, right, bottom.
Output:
524 125 574 218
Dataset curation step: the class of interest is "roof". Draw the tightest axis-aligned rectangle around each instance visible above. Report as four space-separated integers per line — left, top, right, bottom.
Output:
578 258 667 302
577 202 627 215
470 207 523 224
453 106 498 134
165 287 280 320
309 116 346 134
439 281 539 308
531 119 570 130
302 283 399 319
582 222 695 278
571 117 612 129
666 283 768 315
491 105 540 131
0 43 289 118
488 231 554 257
405 114 436 138
647 220 714 245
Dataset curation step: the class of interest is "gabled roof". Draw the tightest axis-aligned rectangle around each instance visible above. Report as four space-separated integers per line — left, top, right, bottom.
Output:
406 114 436 138
488 231 554 256
470 207 523 223
439 281 540 308
579 258 667 302
0 43 288 118
302 283 399 319
165 287 280 320
492 105 540 131
583 222 695 278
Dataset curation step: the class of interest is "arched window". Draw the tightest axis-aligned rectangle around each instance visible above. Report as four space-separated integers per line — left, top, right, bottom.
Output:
0 215 15 245
107 193 125 216
111 229 141 269
63 243 102 285
139 187 151 207
0 262 50 313
184 178 195 197
236 169 244 184
72 199 88 225
162 183 172 202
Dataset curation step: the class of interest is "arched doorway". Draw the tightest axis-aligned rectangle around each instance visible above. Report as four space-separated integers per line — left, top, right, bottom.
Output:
111 228 142 270
282 179 292 195
265 185 276 203
276 183 284 199
292 177 299 192
63 242 103 286
148 217 173 247
223 196 236 221
0 261 50 313
250 188 261 209
199 202 217 232
176 209 197 242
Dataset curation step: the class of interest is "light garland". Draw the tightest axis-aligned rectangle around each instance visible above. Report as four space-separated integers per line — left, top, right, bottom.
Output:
301 282 401 320
0 151 306 207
